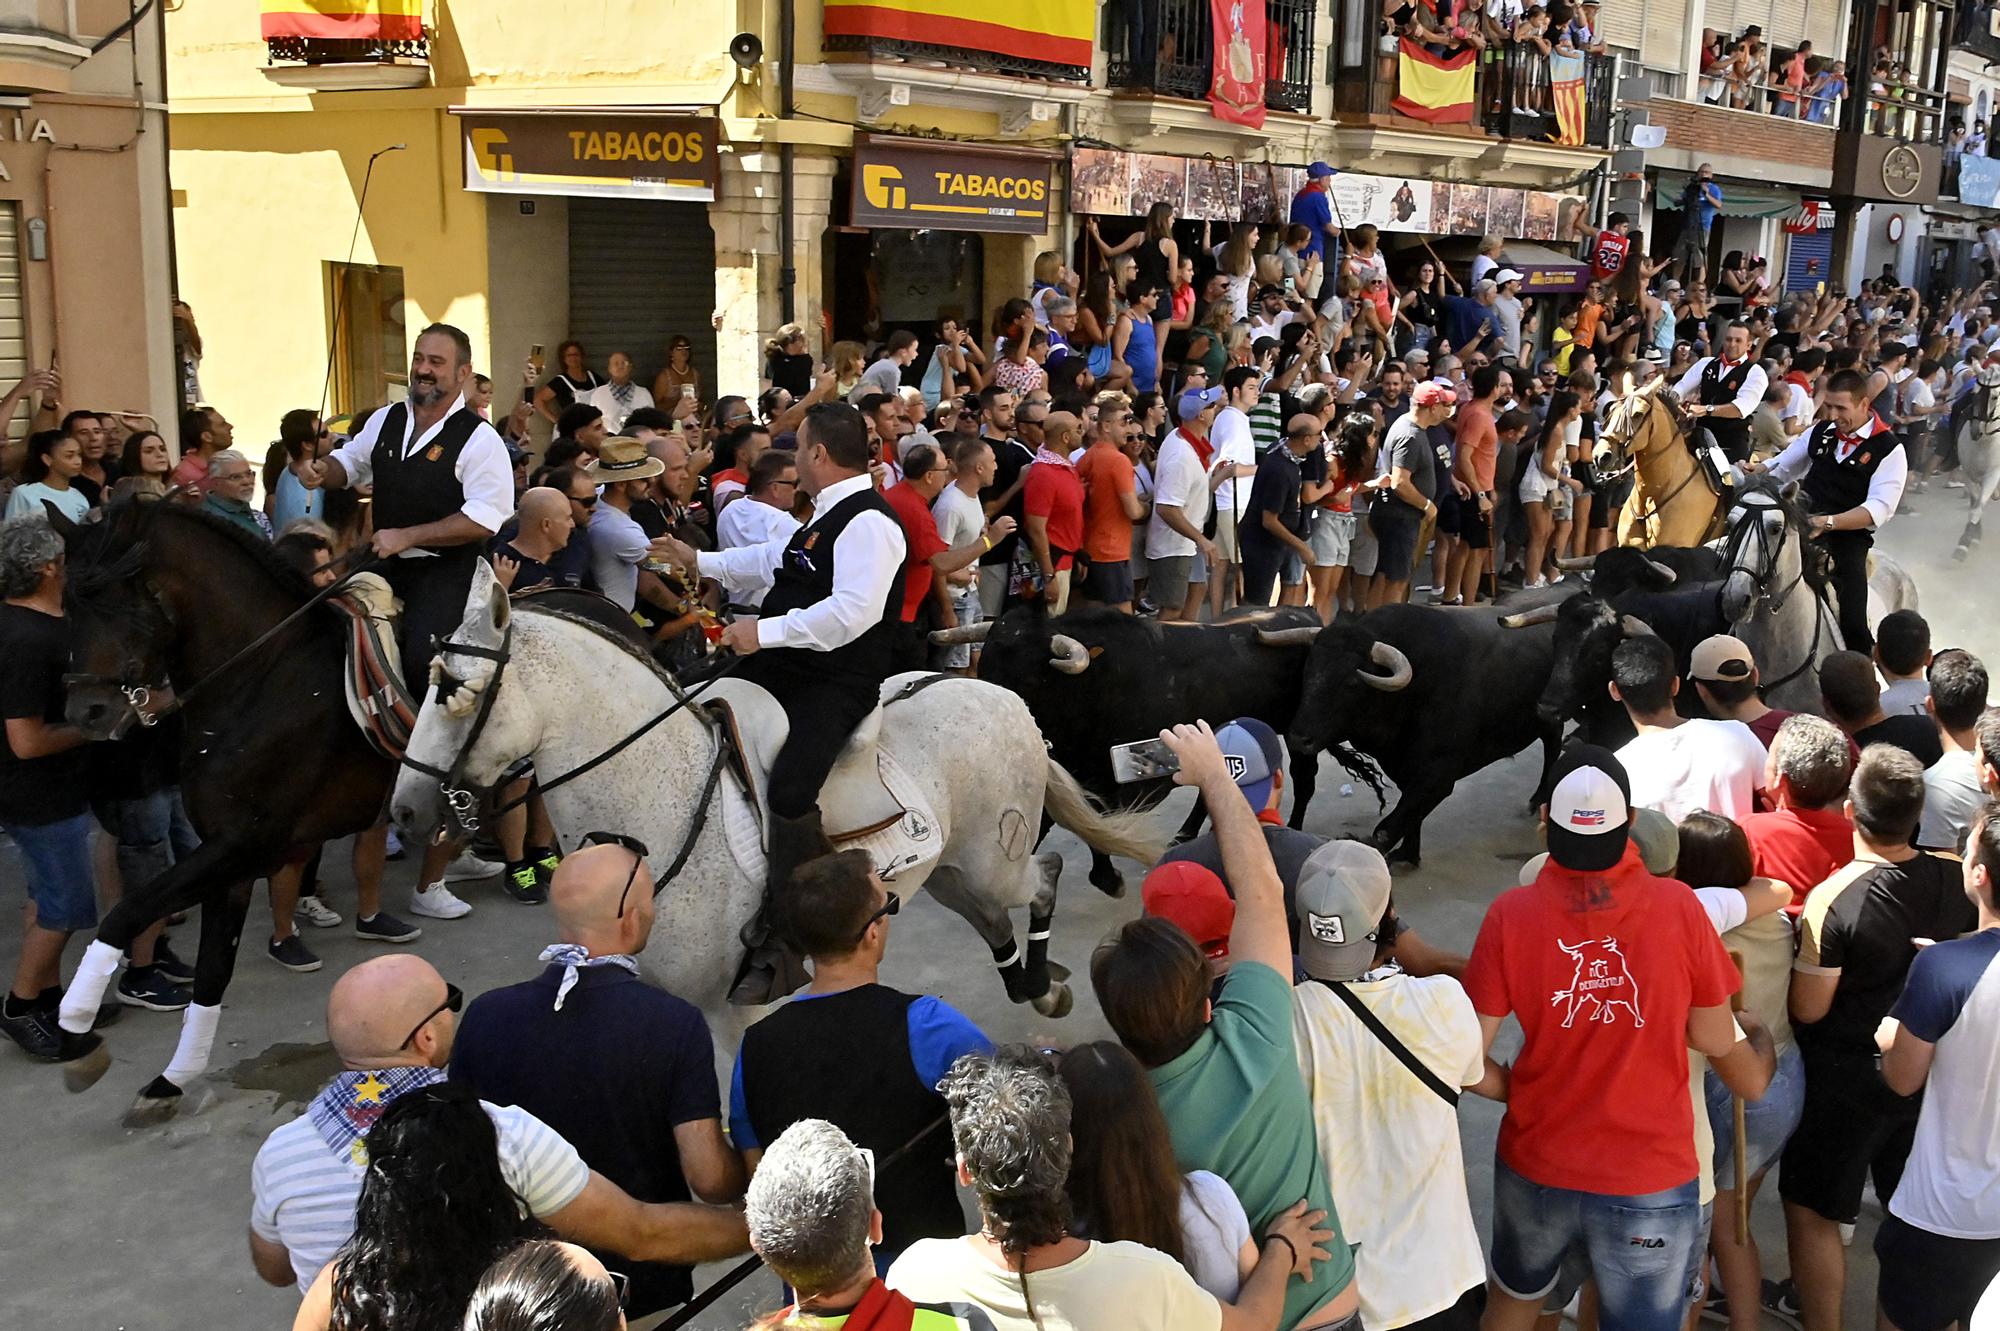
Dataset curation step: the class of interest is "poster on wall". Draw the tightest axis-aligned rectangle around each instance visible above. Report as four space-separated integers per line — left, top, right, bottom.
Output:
1487 188 1526 238
1447 183 1491 234
1239 163 1282 221
1071 148 1135 216
1523 191 1560 240
1132 154 1188 214
1185 158 1243 221
1207 0 1269 129
1326 174 1433 232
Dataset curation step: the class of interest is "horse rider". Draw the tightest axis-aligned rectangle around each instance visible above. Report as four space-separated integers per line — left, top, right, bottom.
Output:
650 401 906 1004
301 321 516 904
1745 367 1908 653
1674 319 1768 465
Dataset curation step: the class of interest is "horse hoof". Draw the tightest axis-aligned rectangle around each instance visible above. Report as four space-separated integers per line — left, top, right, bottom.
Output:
123 1077 186 1128
1044 960 1071 985
60 1034 111 1094
1087 866 1126 899
1032 981 1074 1019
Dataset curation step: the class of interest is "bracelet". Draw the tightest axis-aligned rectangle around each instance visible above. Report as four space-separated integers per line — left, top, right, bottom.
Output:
1264 1233 1300 1268
981 535 992 552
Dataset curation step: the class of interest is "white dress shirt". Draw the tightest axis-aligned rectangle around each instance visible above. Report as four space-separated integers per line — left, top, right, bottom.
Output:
696 472 905 652
1765 415 1909 530
580 380 655 435
1673 356 1770 419
715 496 804 608
327 394 514 550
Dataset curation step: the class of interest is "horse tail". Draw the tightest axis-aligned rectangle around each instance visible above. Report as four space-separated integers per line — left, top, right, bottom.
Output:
1042 758 1171 867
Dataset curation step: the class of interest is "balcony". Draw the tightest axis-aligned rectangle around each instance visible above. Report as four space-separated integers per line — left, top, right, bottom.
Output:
1330 25 1613 151
261 0 431 90
1103 0 1319 114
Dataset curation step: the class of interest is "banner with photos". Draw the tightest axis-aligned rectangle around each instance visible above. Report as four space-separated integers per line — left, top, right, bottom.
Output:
1067 149 1581 241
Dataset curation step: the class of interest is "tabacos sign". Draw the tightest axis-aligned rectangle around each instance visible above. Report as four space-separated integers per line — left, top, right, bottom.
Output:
852 138 1052 235
460 113 720 202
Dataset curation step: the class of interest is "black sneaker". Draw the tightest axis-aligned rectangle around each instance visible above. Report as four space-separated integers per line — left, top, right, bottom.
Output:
354 912 422 944
267 935 323 973
150 937 195 985
529 846 562 890
1698 1287 1730 1325
501 863 548 905
1762 1278 1804 1331
117 966 191 1011
0 997 63 1060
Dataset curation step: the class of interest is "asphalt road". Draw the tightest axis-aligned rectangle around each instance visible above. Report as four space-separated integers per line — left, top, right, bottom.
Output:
3 485 1993 1331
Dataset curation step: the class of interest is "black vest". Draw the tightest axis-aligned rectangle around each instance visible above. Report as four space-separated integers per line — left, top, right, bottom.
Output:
762 485 900 682
738 985 961 1256
369 403 481 540
1801 418 1899 516
1699 357 1753 455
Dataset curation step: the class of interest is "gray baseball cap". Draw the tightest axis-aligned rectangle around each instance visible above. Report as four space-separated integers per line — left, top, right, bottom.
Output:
1295 840 1394 981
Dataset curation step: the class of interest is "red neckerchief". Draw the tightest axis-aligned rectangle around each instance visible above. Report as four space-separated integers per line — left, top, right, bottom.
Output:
1184 428 1215 470
1836 413 1882 454
784 1280 917 1331
1256 808 1284 826
1783 371 1811 391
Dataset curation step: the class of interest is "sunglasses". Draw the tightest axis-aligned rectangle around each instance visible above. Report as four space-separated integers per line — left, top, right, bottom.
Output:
857 892 901 942
583 830 649 918
606 1269 630 1311
571 493 598 509
398 981 463 1050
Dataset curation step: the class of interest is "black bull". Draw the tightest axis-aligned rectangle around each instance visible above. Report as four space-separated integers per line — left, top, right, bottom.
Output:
959 606 1325 891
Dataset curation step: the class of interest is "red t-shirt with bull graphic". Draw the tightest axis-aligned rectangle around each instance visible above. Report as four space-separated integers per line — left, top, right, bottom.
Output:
1463 844 1740 1195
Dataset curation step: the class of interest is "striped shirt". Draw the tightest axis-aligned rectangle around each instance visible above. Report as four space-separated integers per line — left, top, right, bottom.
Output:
1249 392 1286 457
250 1099 590 1291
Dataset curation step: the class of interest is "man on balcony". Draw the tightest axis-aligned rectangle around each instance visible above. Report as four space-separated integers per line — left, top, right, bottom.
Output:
1672 166 1723 284
1676 320 1768 465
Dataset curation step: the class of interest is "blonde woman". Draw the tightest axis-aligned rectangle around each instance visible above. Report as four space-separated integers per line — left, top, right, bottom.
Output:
762 324 813 398
829 340 867 401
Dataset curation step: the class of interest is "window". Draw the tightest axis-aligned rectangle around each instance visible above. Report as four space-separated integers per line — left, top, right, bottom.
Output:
326 261 407 417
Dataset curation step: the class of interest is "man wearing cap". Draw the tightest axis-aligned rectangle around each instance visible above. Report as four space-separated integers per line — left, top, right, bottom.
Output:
1688 632 1801 752
1490 270 1527 364
1673 165 1723 283
1249 283 1302 343
1146 386 1223 621
1464 745 1769 1331
1292 838 1498 1331
1674 320 1769 465
1289 162 1339 264
1156 718 1321 933
1611 635 1768 823
1142 861 1235 981
1369 381 1450 608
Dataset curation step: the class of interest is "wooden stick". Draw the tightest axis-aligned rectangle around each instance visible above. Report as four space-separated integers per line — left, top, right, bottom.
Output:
1729 948 1749 1246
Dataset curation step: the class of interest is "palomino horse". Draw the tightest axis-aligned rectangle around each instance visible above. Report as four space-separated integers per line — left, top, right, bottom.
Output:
1593 377 1726 549
1952 363 2000 561
390 562 1166 1043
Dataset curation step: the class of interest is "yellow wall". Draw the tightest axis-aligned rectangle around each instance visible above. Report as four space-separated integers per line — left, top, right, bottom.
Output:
171 108 489 439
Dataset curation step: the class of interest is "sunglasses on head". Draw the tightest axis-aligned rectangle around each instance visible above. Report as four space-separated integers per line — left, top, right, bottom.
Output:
398 981 463 1050
583 830 650 917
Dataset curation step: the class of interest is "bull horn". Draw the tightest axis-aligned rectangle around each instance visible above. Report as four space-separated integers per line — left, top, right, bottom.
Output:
1499 604 1562 629
1554 554 1596 571
928 621 993 646
1048 634 1091 675
1645 559 1678 584
1359 641 1413 692
1621 615 1657 638
1256 626 1322 648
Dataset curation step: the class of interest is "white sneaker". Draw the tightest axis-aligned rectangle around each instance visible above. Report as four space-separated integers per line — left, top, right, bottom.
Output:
384 825 406 859
442 850 503 883
409 882 472 919
293 896 343 929
1525 576 1549 589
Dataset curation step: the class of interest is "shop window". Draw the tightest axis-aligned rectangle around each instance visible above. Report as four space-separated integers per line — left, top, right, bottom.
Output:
326 261 407 417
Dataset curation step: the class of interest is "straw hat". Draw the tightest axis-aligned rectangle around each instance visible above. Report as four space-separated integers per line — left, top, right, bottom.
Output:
580 436 664 484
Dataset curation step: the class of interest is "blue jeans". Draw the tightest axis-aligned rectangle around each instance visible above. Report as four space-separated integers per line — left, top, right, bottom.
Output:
94 787 200 896
1705 1042 1806 1189
1491 1158 1703 1331
2 812 99 932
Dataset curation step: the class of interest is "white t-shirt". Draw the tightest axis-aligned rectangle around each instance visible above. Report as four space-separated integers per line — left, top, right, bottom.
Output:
1177 1170 1253 1303
932 484 985 587
1889 930 2000 1239
1784 380 1813 425
887 1236 1223 1331
1209 406 1256 514
586 502 651 611
1292 968 1487 1330
250 1099 589 1292
1147 429 1214 559
1881 677 1931 716
1921 750 1987 853
1615 718 1767 823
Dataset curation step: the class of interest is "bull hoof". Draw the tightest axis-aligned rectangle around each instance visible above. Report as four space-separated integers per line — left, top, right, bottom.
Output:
1956 545 1970 563
1088 863 1126 898
1031 981 1074 1019
1387 848 1421 869
59 1034 110 1094
124 1077 185 1128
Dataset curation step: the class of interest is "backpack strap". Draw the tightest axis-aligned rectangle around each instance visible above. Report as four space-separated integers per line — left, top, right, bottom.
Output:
1315 976 1462 1107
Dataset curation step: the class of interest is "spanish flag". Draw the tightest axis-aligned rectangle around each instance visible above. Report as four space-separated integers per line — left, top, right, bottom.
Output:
1391 39 1476 124
1550 51 1588 146
824 0 1094 70
260 0 422 41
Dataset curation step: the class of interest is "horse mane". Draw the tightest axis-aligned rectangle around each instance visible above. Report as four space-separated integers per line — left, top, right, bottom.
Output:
512 600 691 695
133 499 318 599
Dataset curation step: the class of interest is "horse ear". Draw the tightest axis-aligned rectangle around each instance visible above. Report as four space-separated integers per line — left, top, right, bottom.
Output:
40 498 78 540
1779 481 1802 508
459 557 508 640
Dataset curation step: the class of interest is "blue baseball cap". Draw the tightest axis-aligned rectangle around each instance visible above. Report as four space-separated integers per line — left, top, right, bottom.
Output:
1215 717 1282 812
1307 161 1337 178
1178 385 1223 421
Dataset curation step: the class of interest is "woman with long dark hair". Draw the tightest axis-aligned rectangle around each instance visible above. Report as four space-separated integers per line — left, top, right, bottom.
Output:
119 430 173 488
293 1082 538 1331
1518 389 1578 587
533 341 602 427
462 1240 626 1331
5 429 86 522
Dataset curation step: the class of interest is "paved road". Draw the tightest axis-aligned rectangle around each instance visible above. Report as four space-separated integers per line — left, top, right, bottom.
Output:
3 487 1992 1331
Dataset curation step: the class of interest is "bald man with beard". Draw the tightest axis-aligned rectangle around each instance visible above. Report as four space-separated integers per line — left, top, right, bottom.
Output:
248 952 747 1296
1023 409 1086 613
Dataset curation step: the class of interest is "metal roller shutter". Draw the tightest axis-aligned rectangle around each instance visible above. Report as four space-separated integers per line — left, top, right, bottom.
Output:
1599 2 1642 53
0 205 26 442
1730 0 1808 48
566 198 718 403
1803 0 1841 53
1784 229 1833 291
1705 0 1738 42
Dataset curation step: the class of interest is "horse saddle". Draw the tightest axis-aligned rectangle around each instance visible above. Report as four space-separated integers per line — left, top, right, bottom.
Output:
331 573 418 763
702 672 948 884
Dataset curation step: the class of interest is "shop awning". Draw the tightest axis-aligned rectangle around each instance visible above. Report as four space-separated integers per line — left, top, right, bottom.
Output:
1499 242 1589 294
1656 170 1804 220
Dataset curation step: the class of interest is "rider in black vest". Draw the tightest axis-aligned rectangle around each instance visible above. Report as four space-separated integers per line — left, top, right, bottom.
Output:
1676 320 1768 464
657 402 906 1003
1748 368 1909 653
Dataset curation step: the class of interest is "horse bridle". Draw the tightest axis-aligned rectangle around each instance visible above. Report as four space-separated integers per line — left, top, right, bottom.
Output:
1722 490 1828 697
399 626 514 839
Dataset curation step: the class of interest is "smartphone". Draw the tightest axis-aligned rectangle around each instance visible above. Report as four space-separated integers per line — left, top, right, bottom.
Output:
1110 737 1180 784
681 384 697 401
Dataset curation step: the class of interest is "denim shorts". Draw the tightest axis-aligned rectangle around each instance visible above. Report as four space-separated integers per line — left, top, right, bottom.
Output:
3 812 99 931
1705 1042 1806 1190
1491 1158 1703 1331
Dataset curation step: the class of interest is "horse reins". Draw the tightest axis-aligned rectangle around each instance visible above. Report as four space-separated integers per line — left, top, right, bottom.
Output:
1722 491 1828 698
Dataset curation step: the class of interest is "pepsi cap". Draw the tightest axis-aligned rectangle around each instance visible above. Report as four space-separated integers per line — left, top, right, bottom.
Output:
1545 743 1632 872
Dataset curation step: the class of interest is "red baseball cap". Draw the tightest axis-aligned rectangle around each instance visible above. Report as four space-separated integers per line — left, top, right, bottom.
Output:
1142 862 1236 959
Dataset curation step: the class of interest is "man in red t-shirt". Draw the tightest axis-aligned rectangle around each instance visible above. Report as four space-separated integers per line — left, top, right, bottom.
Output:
1465 745 1772 1331
882 441 1001 671
1074 397 1147 612
1740 713 1855 912
1022 412 1087 614
1448 363 1505 606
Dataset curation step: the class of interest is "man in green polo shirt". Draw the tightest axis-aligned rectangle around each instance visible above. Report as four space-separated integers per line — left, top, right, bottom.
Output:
1092 719 1360 1331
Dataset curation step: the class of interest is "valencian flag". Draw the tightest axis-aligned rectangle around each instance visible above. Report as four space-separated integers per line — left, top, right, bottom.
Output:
1550 51 1588 145
260 0 422 39
823 0 1093 69
1391 38 1476 123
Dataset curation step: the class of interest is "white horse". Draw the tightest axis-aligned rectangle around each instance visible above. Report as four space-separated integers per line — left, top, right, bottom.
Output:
1718 478 1845 712
391 563 1164 1039
1952 364 2000 561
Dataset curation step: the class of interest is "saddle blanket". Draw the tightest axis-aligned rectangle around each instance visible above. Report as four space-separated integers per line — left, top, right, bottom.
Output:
333 573 418 763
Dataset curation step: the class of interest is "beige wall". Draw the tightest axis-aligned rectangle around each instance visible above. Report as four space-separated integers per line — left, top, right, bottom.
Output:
484 193 569 442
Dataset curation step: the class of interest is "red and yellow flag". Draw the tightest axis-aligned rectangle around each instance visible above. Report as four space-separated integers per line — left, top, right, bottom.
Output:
1390 38 1476 124
1550 52 1588 146
823 0 1094 69
260 0 422 41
